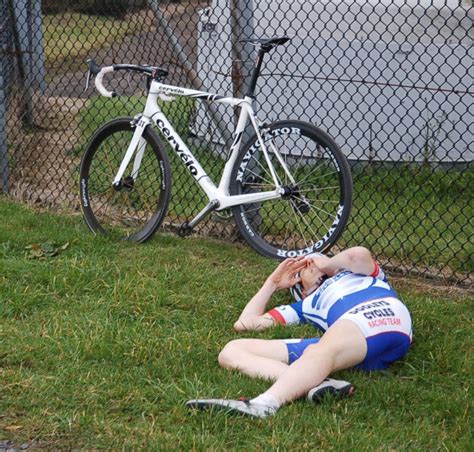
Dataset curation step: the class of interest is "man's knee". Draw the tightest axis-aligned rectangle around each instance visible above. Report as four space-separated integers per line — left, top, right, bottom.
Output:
218 339 247 369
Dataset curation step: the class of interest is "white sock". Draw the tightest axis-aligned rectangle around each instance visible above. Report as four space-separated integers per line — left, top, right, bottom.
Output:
250 393 281 411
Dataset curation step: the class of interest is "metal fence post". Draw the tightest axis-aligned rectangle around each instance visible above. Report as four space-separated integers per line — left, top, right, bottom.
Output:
1 0 10 193
30 0 46 92
8 0 33 126
147 0 233 146
0 67 9 194
230 0 255 127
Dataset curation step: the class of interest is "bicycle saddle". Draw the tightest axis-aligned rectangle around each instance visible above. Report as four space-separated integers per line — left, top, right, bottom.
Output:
240 36 291 51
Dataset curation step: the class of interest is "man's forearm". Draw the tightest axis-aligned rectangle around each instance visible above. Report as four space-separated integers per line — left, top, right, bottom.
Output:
233 279 278 331
238 278 277 320
323 247 375 276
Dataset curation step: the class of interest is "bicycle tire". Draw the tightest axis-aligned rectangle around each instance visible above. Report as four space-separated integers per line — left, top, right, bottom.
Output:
230 120 352 259
79 117 171 243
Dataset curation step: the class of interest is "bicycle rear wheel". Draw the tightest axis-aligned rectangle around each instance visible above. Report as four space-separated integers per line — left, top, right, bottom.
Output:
230 120 352 259
79 117 171 242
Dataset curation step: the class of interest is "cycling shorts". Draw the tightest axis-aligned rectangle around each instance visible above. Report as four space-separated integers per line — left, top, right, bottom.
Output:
283 297 413 371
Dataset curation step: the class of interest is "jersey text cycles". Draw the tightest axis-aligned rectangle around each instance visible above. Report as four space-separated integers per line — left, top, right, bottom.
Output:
155 119 198 176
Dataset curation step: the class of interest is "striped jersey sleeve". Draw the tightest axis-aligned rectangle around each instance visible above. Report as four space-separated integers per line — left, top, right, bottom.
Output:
371 260 387 281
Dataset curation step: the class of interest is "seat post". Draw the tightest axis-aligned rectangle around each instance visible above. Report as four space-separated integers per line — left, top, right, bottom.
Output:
246 47 267 98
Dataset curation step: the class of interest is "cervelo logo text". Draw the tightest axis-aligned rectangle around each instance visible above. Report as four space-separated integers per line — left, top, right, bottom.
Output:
237 127 302 182
162 87 185 95
276 204 344 258
156 119 198 176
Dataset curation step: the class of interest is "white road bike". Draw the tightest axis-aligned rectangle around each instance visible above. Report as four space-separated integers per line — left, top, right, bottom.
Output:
79 36 352 259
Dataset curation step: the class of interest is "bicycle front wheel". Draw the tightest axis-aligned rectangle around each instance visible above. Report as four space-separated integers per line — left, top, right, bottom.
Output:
230 120 352 259
79 117 171 242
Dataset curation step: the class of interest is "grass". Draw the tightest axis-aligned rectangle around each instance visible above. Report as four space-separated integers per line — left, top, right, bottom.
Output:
42 12 145 70
0 197 472 449
345 164 474 273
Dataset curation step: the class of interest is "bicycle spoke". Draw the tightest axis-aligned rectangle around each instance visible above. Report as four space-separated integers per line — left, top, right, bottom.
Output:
296 204 329 234
297 185 341 193
297 169 340 185
250 153 274 184
243 167 273 187
90 185 114 197
291 195 336 221
299 198 340 204
297 159 335 187
102 144 124 176
292 204 319 240
292 141 309 178
289 200 311 248
241 182 274 189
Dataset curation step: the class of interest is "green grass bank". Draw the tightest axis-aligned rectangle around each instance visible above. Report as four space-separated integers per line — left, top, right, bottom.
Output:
0 198 472 449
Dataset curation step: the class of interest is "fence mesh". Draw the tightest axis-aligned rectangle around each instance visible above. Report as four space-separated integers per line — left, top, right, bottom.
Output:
0 0 472 284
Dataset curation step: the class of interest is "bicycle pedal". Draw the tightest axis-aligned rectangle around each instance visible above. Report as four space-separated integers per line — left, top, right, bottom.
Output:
177 221 193 237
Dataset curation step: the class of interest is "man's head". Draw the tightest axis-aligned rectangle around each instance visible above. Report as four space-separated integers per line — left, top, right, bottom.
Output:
289 253 329 300
299 256 327 292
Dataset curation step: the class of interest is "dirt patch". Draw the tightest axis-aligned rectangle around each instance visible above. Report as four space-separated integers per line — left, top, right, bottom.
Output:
391 273 473 297
8 93 85 210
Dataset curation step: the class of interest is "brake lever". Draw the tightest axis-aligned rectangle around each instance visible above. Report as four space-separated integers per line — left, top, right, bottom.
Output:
83 58 101 94
83 68 92 94
126 71 133 92
87 58 101 75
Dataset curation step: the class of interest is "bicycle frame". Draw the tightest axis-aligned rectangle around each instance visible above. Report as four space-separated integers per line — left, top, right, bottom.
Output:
112 79 291 213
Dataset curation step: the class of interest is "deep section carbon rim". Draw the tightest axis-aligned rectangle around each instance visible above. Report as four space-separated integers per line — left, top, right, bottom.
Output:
231 121 352 259
79 118 171 242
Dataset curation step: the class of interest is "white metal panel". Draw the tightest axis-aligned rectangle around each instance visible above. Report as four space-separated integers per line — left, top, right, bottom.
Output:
194 1 473 162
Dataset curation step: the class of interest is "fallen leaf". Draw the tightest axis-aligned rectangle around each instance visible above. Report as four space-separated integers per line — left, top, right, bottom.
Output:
25 241 70 259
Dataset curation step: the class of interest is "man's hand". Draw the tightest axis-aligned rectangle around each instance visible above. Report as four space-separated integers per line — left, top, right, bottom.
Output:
308 255 339 277
268 257 307 290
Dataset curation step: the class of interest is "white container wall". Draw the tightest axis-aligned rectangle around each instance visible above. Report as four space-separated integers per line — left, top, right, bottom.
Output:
194 0 473 163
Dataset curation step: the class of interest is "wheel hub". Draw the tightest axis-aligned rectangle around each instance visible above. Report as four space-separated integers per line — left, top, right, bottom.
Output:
280 185 293 199
122 176 135 192
112 176 135 192
281 184 310 214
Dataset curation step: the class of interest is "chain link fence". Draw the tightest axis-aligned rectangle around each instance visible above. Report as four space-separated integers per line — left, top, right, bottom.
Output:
0 0 472 284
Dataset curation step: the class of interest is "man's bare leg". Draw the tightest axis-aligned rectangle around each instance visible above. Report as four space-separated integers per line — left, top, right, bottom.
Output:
187 322 365 418
261 320 367 405
218 338 290 381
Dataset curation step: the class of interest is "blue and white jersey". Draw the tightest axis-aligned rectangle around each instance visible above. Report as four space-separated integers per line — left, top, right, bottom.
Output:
268 263 398 332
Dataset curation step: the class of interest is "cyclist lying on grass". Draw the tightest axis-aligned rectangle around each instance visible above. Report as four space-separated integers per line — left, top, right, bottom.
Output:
187 247 413 418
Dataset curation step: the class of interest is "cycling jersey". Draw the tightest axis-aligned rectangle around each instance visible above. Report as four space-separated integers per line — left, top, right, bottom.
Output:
268 262 413 370
268 262 395 331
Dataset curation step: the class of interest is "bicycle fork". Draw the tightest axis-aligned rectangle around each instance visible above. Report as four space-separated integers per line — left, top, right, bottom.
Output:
112 116 150 190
